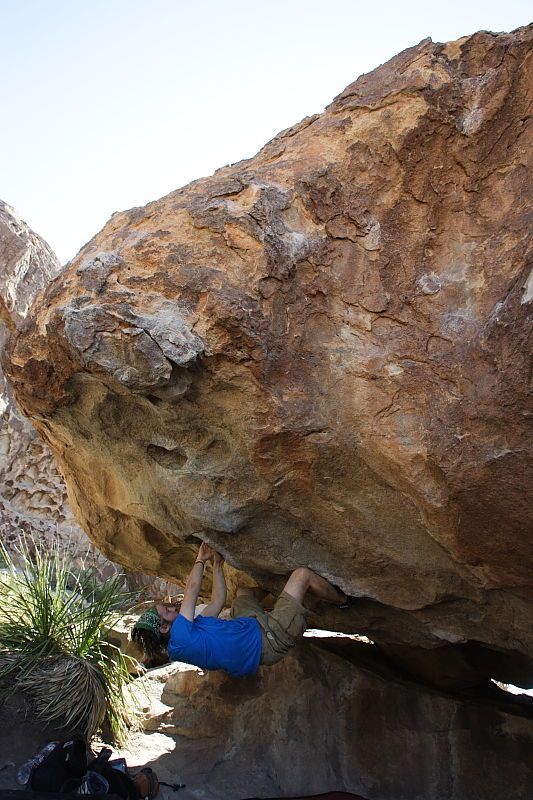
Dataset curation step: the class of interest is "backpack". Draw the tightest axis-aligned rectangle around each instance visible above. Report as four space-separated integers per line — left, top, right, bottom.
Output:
25 736 159 800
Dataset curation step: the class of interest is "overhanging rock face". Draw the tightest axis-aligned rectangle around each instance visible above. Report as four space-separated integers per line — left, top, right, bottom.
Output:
4 28 533 685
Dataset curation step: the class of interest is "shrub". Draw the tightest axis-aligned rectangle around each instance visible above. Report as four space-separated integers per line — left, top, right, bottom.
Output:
0 536 140 742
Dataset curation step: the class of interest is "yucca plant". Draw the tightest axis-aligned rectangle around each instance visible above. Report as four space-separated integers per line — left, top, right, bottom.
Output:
0 536 141 743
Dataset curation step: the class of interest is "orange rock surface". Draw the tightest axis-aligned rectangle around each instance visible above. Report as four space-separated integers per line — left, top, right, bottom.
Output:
4 27 533 685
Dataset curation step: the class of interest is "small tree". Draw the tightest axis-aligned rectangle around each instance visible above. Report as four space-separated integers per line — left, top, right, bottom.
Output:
0 536 140 742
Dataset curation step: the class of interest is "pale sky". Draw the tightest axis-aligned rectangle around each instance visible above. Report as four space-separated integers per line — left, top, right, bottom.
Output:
1 0 531 264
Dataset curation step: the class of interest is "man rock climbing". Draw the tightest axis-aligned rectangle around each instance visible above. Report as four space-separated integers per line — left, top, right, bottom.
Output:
132 542 347 676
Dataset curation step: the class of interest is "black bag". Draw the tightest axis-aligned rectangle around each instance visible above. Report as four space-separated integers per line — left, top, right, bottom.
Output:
28 737 88 793
26 737 143 799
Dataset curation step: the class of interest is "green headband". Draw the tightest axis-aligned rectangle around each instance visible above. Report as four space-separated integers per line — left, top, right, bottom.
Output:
133 607 161 637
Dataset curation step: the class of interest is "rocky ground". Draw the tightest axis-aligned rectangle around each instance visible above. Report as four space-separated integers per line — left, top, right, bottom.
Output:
1 634 533 800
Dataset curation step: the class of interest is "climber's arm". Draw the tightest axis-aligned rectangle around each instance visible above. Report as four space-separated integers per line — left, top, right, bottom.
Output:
200 551 227 618
180 543 214 621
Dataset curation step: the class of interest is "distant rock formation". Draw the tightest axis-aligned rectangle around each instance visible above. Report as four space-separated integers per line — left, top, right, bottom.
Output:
0 200 61 326
3 27 533 690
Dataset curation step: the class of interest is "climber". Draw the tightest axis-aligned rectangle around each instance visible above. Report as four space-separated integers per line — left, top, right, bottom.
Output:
132 542 347 676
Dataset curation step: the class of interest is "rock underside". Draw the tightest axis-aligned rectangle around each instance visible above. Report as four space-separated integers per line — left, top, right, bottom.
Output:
3 27 533 693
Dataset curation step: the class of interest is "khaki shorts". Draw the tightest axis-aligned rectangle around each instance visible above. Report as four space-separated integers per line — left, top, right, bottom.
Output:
230 591 308 666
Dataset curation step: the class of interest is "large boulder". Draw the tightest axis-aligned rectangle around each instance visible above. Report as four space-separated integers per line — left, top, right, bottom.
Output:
3 28 533 685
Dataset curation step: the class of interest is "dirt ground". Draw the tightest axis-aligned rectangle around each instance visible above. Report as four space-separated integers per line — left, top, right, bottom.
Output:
0 692 222 800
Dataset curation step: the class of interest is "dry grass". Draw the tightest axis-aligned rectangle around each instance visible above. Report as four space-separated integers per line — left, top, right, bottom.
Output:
0 536 141 742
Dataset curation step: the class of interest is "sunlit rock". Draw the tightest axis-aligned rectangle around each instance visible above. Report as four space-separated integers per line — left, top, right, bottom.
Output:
3 27 533 687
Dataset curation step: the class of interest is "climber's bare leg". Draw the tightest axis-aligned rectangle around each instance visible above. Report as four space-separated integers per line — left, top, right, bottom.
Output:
283 567 347 605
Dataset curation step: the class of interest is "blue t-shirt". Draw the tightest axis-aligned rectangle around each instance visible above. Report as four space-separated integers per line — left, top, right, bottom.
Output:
168 614 262 677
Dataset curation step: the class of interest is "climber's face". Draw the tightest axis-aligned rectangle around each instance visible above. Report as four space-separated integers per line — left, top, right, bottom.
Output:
156 602 180 634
